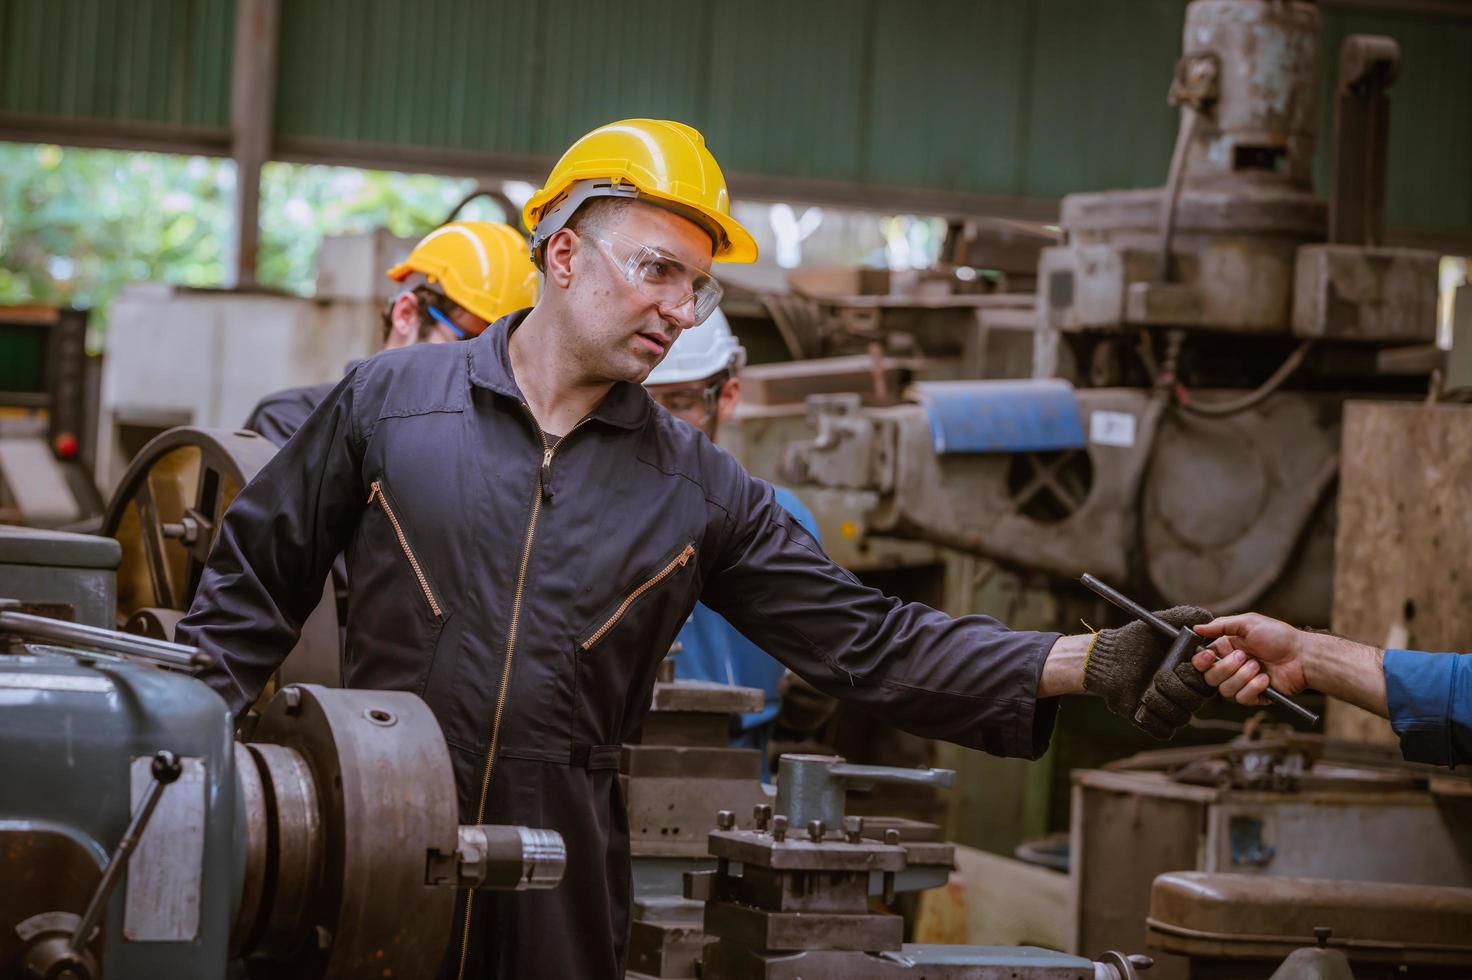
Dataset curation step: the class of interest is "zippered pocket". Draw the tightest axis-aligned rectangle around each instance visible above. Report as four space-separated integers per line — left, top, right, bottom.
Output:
368 479 444 619
579 542 695 652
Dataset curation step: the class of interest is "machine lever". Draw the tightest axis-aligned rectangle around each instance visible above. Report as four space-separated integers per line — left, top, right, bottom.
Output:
68 750 184 954
1081 574 1320 726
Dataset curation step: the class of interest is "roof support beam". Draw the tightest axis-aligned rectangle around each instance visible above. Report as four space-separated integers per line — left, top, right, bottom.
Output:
228 0 281 288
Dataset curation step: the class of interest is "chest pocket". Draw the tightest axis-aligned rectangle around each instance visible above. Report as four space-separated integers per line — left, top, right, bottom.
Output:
368 478 445 621
578 541 696 653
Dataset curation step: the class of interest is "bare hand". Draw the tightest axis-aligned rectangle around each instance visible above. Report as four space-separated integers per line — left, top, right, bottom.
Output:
1190 613 1312 706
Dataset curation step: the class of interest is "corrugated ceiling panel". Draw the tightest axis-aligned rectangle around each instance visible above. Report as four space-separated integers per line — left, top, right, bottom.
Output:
530 0 712 157
1023 0 1182 199
274 0 542 154
0 0 232 128
866 0 1035 196
1316 8 1472 237
2 0 1469 243
705 0 869 183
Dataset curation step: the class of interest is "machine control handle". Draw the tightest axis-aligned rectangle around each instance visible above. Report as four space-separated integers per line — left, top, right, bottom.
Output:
1080 574 1320 726
0 609 211 673
776 754 956 831
69 750 183 954
828 763 957 790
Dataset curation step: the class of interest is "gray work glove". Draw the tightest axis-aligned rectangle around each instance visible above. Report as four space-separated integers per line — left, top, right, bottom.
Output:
1084 605 1215 739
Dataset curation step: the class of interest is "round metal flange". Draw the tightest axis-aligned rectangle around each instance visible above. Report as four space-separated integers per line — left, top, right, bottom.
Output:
248 684 459 980
101 426 339 692
15 911 99 980
244 742 324 963
230 742 270 957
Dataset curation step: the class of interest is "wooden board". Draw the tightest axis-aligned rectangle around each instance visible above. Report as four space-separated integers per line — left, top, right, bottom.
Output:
1330 401 1472 742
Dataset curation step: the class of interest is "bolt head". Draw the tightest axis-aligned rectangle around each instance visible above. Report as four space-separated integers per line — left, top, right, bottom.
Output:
883 828 901 846
716 809 735 831
807 819 826 842
771 815 788 842
283 686 302 715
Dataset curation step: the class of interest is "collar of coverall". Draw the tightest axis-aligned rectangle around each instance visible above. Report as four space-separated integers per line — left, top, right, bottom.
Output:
467 307 652 431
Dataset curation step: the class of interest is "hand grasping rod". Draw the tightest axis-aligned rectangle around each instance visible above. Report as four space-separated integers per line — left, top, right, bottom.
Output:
1080 573 1320 726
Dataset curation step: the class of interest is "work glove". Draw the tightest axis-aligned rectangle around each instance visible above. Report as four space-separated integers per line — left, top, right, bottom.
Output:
1083 605 1216 739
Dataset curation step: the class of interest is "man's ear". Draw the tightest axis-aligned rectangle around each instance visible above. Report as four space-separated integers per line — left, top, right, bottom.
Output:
386 292 420 347
717 375 741 423
542 229 582 289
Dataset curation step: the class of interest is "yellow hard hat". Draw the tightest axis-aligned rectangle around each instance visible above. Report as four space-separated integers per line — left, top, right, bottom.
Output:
385 221 539 323
523 118 758 265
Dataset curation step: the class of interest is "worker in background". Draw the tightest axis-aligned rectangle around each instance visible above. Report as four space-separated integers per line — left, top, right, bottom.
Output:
177 118 1219 980
1192 613 1471 767
643 313 822 778
245 221 538 446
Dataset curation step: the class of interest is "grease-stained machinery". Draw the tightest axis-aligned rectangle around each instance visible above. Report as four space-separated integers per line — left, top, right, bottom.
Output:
776 0 1444 626
0 524 565 980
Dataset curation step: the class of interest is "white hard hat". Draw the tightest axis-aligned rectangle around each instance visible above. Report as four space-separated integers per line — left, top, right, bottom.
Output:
644 307 747 386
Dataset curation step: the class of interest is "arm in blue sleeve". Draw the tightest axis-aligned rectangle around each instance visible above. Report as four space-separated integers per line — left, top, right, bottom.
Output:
1384 649 1472 768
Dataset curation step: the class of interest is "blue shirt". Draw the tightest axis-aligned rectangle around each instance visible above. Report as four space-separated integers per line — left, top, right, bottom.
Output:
674 485 820 780
1384 649 1472 768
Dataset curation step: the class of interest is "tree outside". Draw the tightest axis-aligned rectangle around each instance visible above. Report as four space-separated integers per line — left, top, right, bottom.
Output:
0 141 506 342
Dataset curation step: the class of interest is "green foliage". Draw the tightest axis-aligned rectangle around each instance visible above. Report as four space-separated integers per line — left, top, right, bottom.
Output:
0 143 233 331
0 142 508 337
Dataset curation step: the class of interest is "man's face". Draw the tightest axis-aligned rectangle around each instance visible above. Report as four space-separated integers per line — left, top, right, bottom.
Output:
646 373 741 441
559 202 715 385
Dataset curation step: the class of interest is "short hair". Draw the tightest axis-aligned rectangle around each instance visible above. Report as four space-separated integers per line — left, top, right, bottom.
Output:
564 197 635 241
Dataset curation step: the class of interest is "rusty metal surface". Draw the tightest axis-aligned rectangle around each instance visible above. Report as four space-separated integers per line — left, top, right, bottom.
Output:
0 827 103 976
722 865 872 914
230 743 268 956
708 829 907 873
626 776 771 859
1291 245 1439 341
705 901 905 953
1073 759 1472 980
1147 872 1472 964
627 917 706 978
248 685 458 979
650 680 766 715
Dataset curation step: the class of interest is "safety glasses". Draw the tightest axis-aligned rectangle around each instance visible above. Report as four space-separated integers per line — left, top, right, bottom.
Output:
652 376 726 428
594 231 723 325
415 285 480 340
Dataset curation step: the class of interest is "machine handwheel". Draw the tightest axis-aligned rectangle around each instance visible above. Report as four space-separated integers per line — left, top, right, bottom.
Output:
100 426 339 692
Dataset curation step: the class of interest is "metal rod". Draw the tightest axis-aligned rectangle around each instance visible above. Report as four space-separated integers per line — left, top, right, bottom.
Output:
69 751 183 952
1080 574 1320 726
1080 574 1177 637
0 611 202 670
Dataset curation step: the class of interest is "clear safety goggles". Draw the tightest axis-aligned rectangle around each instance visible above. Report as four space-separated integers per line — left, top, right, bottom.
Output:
594 231 723 325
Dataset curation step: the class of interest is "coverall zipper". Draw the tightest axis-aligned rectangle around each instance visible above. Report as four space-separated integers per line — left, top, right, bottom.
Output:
457 412 587 980
580 543 695 651
367 480 443 618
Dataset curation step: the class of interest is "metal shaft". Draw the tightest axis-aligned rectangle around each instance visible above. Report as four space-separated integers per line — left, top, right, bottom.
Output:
1080 574 1320 726
0 610 203 671
69 751 183 952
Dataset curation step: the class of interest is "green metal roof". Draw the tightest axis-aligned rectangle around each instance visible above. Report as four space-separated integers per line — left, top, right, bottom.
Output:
1 0 1469 245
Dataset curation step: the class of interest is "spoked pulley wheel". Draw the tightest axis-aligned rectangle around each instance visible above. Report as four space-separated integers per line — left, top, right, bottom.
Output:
101 427 339 691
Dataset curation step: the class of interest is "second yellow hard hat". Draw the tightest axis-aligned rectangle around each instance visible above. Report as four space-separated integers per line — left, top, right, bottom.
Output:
385 221 539 323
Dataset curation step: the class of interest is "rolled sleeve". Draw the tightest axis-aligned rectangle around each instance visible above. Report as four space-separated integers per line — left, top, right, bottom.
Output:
1384 649 1472 768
